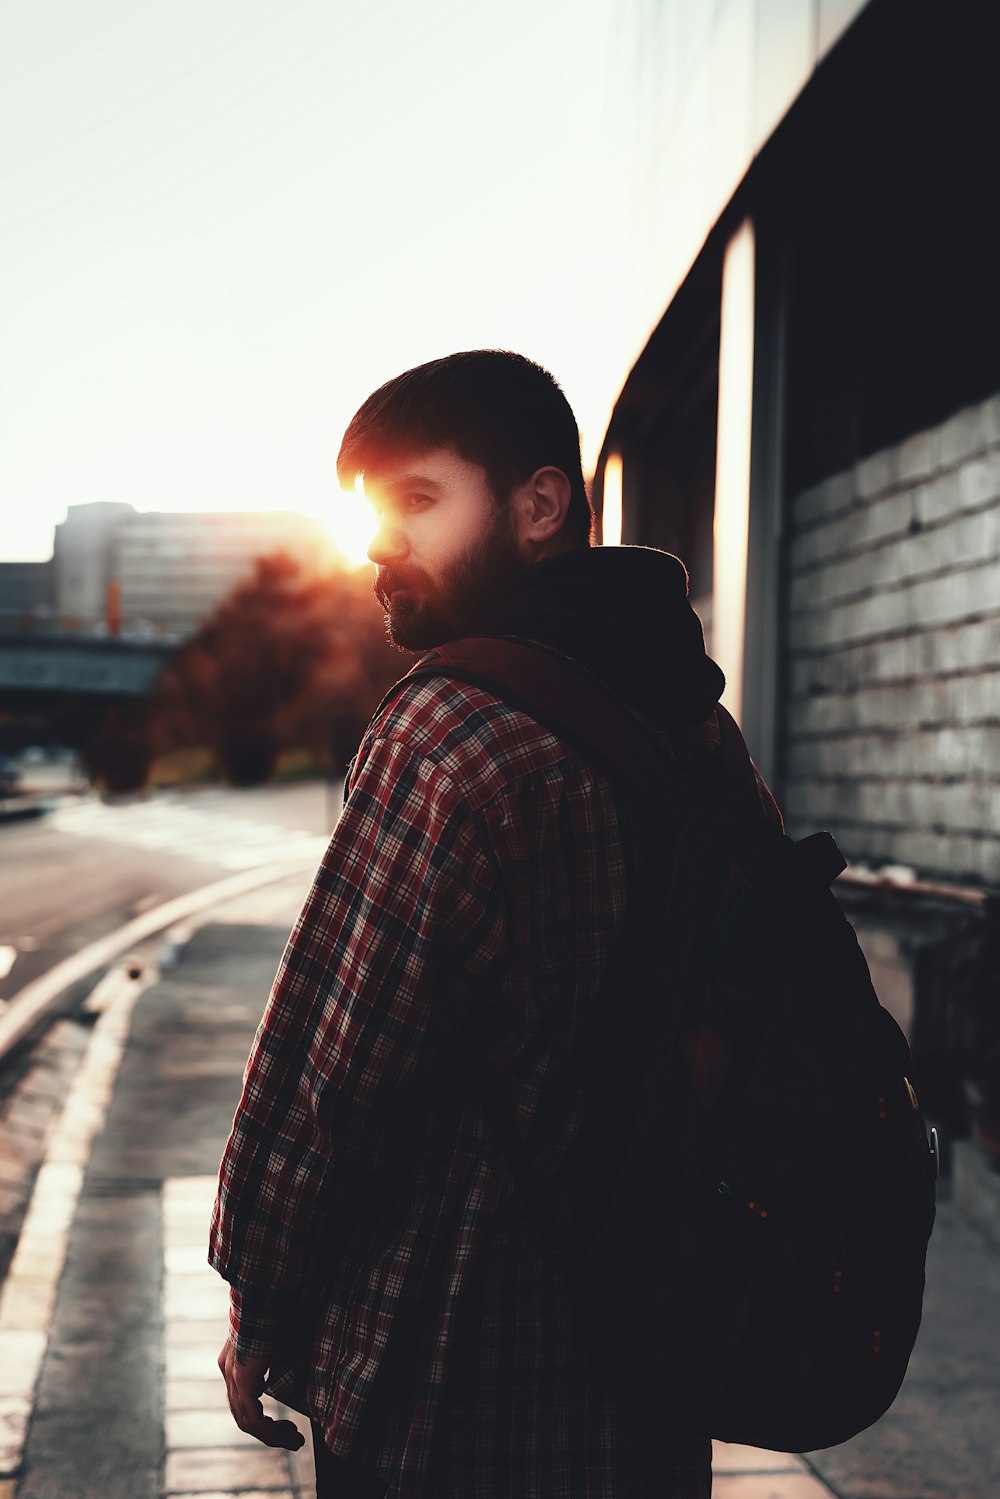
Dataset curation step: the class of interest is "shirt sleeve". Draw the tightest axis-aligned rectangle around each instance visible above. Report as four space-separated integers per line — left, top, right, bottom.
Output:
208 723 506 1354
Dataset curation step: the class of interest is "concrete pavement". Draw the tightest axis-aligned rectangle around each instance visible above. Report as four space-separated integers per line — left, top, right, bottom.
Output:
1 875 998 1498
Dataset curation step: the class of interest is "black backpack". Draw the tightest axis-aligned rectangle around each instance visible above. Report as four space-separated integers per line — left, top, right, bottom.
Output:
402 635 938 1453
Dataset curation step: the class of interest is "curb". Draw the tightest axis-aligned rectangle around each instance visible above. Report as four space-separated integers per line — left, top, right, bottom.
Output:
0 863 319 1482
952 1140 1000 1250
0 843 327 1065
0 959 154 1477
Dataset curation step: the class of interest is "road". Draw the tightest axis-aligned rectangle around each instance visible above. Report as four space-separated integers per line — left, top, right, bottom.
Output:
0 779 340 1010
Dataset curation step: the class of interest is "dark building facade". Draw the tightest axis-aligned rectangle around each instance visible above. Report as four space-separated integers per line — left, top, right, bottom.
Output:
595 0 1000 1202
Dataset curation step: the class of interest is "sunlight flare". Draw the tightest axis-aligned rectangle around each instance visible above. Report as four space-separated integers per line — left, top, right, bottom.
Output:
323 479 377 568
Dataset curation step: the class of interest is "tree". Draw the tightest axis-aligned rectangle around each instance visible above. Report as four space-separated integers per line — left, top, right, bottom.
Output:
150 553 405 785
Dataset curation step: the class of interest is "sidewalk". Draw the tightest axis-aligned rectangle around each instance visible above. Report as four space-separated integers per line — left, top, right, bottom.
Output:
3 878 999 1498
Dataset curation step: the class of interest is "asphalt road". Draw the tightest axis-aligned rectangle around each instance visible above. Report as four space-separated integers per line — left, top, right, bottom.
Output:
0 779 339 1007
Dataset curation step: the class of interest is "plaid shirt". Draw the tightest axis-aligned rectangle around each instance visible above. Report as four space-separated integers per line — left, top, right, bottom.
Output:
210 671 714 1498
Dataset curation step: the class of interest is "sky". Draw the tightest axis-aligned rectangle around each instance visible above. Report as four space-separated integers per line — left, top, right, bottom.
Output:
1 0 632 564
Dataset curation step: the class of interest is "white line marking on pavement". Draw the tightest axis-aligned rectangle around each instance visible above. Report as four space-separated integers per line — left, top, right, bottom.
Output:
0 962 153 1478
162 1175 313 1492
131 893 164 915
0 853 324 1063
50 796 334 872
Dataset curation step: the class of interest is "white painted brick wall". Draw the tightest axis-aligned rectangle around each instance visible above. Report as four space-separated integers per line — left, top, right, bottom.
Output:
784 392 1000 884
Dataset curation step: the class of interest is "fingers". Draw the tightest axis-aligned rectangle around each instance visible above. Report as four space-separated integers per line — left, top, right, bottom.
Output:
232 1405 306 1450
260 1418 306 1450
217 1339 305 1451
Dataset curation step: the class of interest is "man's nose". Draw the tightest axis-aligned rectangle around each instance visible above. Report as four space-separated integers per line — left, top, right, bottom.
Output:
367 521 408 566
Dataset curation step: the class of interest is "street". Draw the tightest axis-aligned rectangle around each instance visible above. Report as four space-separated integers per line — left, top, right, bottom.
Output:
0 780 339 1009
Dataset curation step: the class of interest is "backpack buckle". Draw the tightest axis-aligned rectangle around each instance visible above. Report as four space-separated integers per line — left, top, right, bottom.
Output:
792 830 847 887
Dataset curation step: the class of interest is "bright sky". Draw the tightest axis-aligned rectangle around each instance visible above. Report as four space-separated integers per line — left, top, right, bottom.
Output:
1 0 632 563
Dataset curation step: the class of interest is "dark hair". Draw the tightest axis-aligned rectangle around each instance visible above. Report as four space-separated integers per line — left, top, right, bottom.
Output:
337 350 593 544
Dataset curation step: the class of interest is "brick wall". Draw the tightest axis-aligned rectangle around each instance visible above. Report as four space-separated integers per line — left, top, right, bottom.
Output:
782 392 1000 885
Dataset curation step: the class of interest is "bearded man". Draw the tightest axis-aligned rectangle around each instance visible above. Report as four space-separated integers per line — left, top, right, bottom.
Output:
210 350 727 1498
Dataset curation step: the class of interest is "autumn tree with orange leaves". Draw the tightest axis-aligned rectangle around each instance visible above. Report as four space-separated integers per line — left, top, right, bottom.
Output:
149 553 405 786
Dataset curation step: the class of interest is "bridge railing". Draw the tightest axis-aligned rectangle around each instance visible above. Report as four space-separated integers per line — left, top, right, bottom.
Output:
0 612 193 646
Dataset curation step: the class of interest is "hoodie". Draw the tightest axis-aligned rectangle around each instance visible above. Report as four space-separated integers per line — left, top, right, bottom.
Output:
465 543 725 731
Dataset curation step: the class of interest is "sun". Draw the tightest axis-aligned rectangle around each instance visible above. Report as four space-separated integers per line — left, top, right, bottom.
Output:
324 478 378 568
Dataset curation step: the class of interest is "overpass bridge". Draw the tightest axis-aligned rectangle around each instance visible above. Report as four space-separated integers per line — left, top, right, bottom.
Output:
0 626 178 700
0 625 183 788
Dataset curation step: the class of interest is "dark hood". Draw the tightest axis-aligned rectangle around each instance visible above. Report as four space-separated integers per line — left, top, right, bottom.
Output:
465 545 725 731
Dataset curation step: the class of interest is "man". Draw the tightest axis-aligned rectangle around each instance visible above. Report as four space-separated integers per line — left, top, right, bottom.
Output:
210 350 728 1497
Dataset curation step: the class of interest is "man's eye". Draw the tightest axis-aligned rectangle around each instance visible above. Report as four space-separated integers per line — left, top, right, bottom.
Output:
403 495 431 511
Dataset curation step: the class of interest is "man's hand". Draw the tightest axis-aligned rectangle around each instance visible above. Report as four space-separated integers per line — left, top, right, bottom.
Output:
217 1338 305 1450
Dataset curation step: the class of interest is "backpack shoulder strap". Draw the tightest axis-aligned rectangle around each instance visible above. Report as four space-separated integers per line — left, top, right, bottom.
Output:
407 634 786 832
410 637 842 888
406 635 677 807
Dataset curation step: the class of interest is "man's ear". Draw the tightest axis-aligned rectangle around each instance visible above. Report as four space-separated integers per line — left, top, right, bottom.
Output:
512 466 572 551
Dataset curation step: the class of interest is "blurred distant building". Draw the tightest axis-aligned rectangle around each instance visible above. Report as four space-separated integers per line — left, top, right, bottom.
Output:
50 502 329 637
112 509 329 633
593 0 1000 1174
53 502 133 624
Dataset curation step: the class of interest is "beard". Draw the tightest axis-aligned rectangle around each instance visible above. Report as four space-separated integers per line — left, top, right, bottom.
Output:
374 503 525 651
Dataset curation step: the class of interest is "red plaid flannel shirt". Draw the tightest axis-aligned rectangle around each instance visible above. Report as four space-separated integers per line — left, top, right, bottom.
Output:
210 670 721 1498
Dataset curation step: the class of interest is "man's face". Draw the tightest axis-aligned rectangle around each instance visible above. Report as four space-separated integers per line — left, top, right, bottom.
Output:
363 448 525 650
